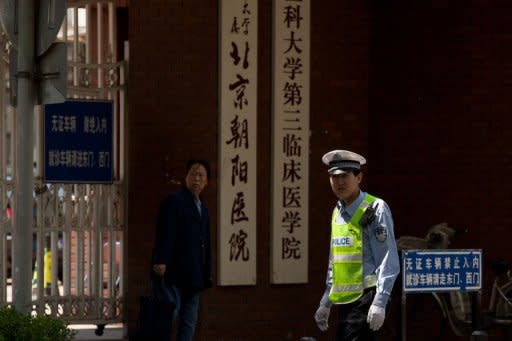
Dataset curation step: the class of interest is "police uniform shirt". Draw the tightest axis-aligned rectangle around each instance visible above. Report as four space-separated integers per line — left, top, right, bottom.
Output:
320 190 400 308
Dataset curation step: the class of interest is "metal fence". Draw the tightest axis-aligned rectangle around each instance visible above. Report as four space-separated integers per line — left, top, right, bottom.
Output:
0 0 127 326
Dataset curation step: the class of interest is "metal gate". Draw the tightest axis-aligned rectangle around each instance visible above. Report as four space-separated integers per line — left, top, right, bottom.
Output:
0 1 127 326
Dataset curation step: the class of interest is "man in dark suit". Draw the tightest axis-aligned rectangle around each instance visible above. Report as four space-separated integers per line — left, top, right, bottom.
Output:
152 159 212 341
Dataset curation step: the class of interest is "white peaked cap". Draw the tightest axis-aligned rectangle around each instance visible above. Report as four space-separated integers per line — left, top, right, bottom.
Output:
321 150 366 175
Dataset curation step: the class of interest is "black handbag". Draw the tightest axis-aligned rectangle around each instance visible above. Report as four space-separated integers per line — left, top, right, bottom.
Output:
131 277 176 341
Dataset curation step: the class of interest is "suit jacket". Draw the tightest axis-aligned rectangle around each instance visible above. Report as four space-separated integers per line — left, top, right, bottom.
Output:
152 187 212 293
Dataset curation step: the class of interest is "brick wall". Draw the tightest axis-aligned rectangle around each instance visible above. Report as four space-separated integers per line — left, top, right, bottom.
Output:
128 1 512 340
369 2 512 340
128 1 369 340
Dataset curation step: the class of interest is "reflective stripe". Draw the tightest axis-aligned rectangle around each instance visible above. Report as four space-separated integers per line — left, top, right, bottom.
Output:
333 254 362 262
364 274 377 288
359 200 370 211
330 275 377 294
331 284 364 293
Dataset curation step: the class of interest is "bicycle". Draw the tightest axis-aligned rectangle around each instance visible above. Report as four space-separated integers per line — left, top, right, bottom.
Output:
397 223 512 340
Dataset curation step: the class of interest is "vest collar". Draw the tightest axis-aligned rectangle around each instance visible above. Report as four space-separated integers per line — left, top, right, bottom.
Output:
337 190 365 218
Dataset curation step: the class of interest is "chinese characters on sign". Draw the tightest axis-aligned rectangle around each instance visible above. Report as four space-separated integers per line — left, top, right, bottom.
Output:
402 250 482 293
44 100 113 183
271 0 310 284
219 0 257 285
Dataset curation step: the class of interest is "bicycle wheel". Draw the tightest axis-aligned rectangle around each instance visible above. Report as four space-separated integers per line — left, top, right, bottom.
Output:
495 281 512 318
432 292 472 337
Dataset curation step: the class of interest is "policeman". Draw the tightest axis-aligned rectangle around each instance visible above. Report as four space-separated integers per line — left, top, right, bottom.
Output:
314 150 400 341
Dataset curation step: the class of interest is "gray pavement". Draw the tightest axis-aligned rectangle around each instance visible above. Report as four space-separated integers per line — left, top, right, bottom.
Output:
71 324 126 341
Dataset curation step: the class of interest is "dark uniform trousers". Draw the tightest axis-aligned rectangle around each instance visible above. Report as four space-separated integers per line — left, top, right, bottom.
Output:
336 287 377 341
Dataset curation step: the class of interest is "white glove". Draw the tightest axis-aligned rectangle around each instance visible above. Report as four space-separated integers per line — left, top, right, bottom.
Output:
366 304 386 331
314 305 330 331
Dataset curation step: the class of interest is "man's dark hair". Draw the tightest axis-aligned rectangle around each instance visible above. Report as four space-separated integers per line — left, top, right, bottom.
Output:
186 159 211 179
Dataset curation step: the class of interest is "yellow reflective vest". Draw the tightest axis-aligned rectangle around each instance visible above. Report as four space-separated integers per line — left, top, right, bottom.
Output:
329 193 378 304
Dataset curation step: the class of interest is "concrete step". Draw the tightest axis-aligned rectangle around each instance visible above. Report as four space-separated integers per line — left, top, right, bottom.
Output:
71 323 126 341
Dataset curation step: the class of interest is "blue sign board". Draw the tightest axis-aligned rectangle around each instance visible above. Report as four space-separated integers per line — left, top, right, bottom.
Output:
402 249 482 293
44 100 113 183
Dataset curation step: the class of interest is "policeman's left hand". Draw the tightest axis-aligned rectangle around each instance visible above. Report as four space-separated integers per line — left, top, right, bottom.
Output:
366 304 385 331
314 305 330 331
